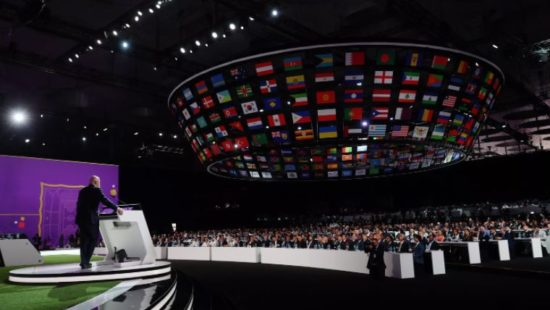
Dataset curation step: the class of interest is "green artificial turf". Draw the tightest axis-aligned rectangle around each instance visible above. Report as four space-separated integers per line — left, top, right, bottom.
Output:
0 255 119 310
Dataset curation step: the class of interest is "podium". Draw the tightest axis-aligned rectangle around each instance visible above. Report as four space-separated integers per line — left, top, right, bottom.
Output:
9 209 171 284
98 210 157 266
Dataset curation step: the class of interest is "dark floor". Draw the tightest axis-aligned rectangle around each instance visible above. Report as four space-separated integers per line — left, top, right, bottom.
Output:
171 260 550 309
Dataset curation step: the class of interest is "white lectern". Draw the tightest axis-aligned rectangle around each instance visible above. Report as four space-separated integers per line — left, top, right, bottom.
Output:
98 210 157 266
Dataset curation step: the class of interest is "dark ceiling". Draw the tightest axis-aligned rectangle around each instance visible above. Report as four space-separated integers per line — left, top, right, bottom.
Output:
1 0 550 170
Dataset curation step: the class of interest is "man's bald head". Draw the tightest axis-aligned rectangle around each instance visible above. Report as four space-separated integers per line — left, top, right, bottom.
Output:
90 175 101 188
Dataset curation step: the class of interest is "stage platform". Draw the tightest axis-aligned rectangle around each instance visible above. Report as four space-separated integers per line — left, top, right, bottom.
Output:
9 260 172 284
448 256 550 278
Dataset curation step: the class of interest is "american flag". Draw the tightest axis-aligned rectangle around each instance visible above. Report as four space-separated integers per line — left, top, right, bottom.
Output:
442 95 457 108
391 125 409 137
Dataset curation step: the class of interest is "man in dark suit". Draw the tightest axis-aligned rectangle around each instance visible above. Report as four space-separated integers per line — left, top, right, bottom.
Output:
397 233 411 253
75 176 122 269
366 233 386 280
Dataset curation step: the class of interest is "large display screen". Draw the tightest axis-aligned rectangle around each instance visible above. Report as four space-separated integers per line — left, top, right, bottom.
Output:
168 43 503 180
0 155 118 247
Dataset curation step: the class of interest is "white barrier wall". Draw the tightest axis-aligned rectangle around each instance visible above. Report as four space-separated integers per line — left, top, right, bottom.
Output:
260 248 369 274
167 246 210 261
383 252 414 279
211 247 260 263
155 247 168 260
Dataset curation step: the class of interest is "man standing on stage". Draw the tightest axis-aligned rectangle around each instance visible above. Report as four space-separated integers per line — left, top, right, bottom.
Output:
75 175 123 269
366 232 386 280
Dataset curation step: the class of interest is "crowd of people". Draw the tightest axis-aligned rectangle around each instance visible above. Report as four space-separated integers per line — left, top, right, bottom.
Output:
151 199 550 252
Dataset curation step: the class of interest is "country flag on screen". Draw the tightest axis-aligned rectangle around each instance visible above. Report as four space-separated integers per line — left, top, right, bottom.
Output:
210 73 225 88
431 55 448 70
283 56 303 71
182 109 191 120
204 132 214 142
342 146 353 153
465 82 478 95
448 75 463 91
236 84 253 99
437 111 452 124
472 67 483 79
223 106 238 119
234 136 250 149
342 154 353 161
228 120 244 132
432 124 445 140
478 87 488 100
457 60 470 74
402 71 420 85
391 125 409 137
463 118 475 131
405 52 421 67
344 89 363 103
422 92 438 105
372 89 391 102
255 61 274 76
260 79 278 94
267 113 287 127
210 143 221 155
246 117 263 130
492 78 501 91
271 130 290 144
291 93 308 107
412 126 429 139
263 97 282 111
398 90 416 103
294 129 314 141
292 111 312 124
452 114 465 127
216 90 232 104
376 49 395 65
315 71 335 83
394 107 412 121
426 74 443 88
368 124 387 137
252 133 268 146
315 53 333 68
357 145 368 152
201 96 215 109
345 51 365 66
214 125 228 138
317 108 337 122
319 125 338 139
371 107 389 120
189 102 200 114
442 95 457 108
344 69 364 84
196 116 207 128
316 90 336 104
374 70 393 84
484 71 495 85
208 112 221 124
183 88 193 101
241 101 258 114
343 126 362 136
195 80 208 95
286 75 306 90
417 108 434 122
229 66 249 81
344 108 362 121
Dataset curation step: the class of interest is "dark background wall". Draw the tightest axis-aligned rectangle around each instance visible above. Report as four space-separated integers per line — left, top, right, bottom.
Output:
119 151 550 233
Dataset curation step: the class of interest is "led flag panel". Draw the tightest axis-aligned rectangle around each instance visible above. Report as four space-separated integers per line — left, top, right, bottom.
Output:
168 43 504 181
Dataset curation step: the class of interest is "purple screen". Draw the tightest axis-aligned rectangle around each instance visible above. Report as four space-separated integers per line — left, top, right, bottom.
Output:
0 155 118 247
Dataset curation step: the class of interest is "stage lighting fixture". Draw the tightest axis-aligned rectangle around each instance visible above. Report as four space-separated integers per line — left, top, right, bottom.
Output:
153 66 158 71
249 16 255 21
121 40 130 49
222 34 226 38
195 40 201 47
137 10 143 16
10 110 29 126
88 45 94 50
211 31 218 39
229 23 236 30
159 132 164 137
25 139 30 143
156 3 161 9
112 30 118 36
124 23 131 29
492 44 499 49
68 57 73 62
134 132 139 136
40 114 43 118
96 39 102 45
149 8 154 14
189 49 193 54
74 53 79 59
271 9 279 17
205 43 209 47
180 47 186 54
42 142 46 146
173 134 178 139
103 127 108 132
82 137 87 142
240 26 244 30
95 133 99 136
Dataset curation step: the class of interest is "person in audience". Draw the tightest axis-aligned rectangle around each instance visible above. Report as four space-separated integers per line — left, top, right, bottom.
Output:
365 233 386 280
396 233 410 253
425 233 440 251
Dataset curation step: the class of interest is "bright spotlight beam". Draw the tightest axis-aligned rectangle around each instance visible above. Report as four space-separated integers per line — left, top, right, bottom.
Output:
10 110 29 126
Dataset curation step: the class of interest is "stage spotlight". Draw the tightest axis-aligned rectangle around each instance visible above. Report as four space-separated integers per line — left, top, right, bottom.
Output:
68 57 73 63
96 39 102 45
204 43 209 47
211 31 218 39
222 34 226 38
153 66 158 71
112 30 118 36
180 47 186 54
88 45 94 51
229 23 236 31
134 16 140 22
137 10 143 16
195 40 201 47
10 110 29 126
40 114 43 118
134 131 139 136
172 134 177 139
149 8 154 14
158 132 164 137
271 9 279 17
492 43 499 49
361 121 368 127
82 137 87 142
240 26 244 30
74 53 79 59
121 40 130 49
124 23 131 29
25 139 30 143
249 16 255 21
189 49 193 54
156 3 161 9
42 142 46 146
